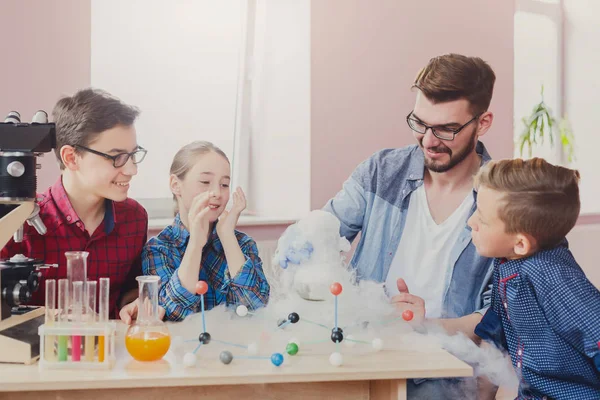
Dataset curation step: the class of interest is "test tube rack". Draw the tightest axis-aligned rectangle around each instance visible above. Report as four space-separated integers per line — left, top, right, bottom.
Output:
38 277 115 369
38 321 117 369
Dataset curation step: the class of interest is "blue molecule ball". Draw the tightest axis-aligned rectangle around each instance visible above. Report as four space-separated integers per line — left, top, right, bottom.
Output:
270 352 284 367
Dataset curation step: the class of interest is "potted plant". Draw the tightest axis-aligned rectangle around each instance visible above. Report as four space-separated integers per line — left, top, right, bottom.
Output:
518 84 576 163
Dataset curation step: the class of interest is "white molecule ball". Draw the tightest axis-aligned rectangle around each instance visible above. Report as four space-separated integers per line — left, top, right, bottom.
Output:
236 305 248 317
329 352 343 367
183 352 197 368
372 338 383 351
288 337 301 347
247 342 258 355
170 336 184 351
344 335 356 347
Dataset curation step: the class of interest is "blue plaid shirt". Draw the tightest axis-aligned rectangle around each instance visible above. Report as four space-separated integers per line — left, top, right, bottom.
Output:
142 214 270 321
475 243 600 399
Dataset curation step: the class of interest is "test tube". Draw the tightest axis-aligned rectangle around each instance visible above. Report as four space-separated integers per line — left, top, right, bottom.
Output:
57 279 69 362
71 281 83 361
44 279 57 362
98 278 109 363
84 281 97 362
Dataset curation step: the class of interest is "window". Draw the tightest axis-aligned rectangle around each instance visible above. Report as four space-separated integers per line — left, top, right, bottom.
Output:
91 0 310 221
514 0 562 162
514 0 599 214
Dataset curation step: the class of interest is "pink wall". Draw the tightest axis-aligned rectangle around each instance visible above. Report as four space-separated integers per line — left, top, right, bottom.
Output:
5 1 596 291
3 0 516 241
310 0 515 209
0 0 91 190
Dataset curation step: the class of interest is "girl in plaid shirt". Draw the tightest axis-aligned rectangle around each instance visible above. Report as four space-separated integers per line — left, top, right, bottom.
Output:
142 141 270 321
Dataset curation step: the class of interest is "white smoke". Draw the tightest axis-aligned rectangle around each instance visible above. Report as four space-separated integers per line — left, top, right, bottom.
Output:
169 210 517 394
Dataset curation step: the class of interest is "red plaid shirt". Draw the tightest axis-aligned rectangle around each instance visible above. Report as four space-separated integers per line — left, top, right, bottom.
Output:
1 178 148 318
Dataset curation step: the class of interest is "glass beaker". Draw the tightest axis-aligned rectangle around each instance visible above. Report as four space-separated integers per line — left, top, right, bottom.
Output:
66 251 88 283
65 251 88 316
125 276 170 362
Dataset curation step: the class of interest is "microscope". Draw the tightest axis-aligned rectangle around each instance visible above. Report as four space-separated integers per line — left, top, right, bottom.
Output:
0 110 57 364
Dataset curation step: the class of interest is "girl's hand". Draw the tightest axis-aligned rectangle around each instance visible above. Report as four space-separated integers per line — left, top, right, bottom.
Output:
188 191 213 247
216 187 247 237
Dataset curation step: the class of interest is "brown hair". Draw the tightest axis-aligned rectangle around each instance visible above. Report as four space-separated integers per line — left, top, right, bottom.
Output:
52 88 140 170
170 141 230 215
475 158 581 249
413 54 496 115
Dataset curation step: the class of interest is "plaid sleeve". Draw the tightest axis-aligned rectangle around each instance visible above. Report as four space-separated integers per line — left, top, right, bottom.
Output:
1 236 24 259
216 237 270 310
121 244 144 293
142 243 202 321
117 218 148 307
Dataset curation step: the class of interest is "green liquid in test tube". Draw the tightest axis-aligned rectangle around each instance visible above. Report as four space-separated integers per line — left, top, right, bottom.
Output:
57 279 69 362
44 279 57 362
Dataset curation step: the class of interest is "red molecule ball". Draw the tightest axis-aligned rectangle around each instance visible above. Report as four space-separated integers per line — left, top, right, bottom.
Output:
330 282 343 296
402 310 414 322
195 281 208 295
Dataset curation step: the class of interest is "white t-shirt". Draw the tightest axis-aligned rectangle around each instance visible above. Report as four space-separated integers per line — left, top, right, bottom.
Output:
384 184 474 318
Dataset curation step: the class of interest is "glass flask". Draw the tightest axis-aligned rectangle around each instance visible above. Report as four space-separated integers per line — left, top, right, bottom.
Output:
125 276 170 361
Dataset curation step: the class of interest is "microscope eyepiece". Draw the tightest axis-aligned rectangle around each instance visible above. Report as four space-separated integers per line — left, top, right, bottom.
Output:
3 111 21 124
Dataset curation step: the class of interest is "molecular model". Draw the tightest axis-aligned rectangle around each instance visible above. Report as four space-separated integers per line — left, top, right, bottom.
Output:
179 280 414 368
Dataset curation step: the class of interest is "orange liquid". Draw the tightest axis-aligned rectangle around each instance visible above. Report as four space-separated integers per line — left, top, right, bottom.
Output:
125 332 171 362
98 336 105 362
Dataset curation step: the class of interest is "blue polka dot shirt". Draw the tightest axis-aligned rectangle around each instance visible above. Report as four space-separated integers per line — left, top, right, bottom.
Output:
475 243 600 399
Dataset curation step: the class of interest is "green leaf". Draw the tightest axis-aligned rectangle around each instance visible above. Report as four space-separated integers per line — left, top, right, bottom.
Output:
519 133 528 156
531 116 539 144
558 117 576 162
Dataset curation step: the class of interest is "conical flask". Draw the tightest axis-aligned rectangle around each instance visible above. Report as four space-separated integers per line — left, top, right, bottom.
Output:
125 276 170 361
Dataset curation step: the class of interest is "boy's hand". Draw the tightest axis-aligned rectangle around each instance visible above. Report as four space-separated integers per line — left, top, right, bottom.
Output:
119 298 166 325
391 278 426 325
216 187 246 237
188 191 212 247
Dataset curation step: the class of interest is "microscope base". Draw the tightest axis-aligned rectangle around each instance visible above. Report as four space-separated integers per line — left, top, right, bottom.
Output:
0 306 44 364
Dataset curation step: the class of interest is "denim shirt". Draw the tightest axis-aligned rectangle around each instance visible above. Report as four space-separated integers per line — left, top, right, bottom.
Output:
324 141 494 318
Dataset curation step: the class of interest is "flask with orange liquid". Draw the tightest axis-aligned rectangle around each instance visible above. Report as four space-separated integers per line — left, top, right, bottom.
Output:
125 276 170 362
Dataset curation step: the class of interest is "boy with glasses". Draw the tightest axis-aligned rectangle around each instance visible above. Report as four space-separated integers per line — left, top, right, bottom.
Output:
1 88 150 322
324 53 496 398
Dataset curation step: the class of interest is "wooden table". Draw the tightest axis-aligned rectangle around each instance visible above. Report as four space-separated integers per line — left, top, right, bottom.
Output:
0 328 471 400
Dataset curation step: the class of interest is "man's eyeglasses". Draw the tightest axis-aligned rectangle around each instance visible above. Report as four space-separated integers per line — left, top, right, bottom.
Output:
74 145 147 168
406 111 482 141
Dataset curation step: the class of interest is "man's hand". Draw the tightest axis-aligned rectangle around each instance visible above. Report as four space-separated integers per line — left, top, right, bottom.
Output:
390 279 485 340
390 278 426 325
216 187 247 237
119 298 166 325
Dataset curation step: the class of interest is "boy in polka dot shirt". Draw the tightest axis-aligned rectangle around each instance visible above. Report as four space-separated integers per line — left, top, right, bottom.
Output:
469 158 600 399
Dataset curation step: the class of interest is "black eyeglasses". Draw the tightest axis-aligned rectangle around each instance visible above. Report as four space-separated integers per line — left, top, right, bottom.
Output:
406 111 482 141
74 145 147 168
